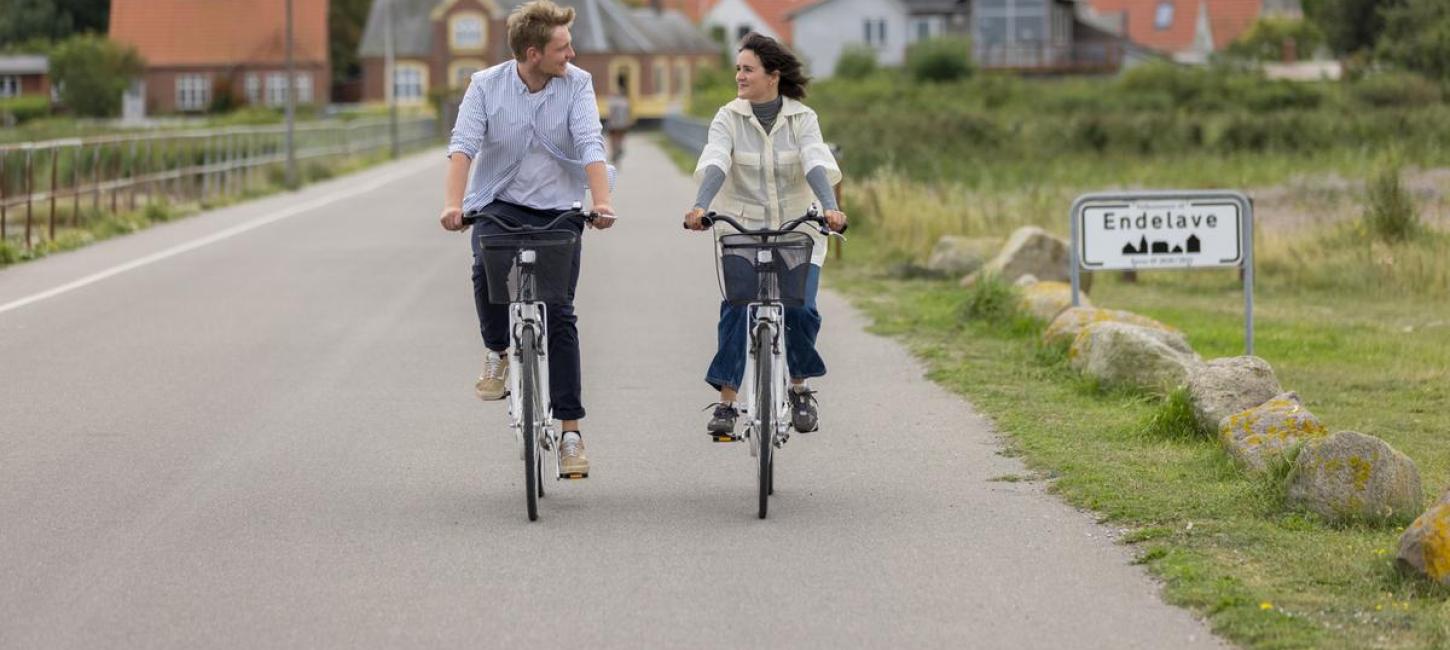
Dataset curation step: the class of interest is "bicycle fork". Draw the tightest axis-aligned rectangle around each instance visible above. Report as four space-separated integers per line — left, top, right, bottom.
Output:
739 305 790 455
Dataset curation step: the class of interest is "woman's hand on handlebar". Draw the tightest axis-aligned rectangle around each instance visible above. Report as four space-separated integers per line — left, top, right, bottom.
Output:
588 203 616 230
440 206 467 232
684 206 710 231
824 209 847 233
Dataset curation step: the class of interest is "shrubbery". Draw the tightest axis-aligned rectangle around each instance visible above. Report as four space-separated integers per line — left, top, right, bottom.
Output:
0 95 50 125
906 37 972 83
833 44 878 80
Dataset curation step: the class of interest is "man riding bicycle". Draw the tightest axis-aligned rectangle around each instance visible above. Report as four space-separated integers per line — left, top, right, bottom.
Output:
440 0 615 477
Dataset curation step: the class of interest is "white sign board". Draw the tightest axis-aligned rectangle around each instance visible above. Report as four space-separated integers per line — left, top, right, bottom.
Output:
1076 198 1242 270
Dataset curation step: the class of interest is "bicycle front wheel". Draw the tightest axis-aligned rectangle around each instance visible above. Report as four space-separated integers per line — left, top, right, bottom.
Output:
520 326 541 522
754 322 774 519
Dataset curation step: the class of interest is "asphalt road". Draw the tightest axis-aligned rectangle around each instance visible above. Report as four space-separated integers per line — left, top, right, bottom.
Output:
0 137 1224 648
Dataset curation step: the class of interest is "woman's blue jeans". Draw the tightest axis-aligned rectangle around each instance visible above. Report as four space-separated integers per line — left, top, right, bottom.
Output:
705 264 826 391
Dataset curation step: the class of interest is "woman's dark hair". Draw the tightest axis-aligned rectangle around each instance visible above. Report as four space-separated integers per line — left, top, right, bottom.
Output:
738 32 809 100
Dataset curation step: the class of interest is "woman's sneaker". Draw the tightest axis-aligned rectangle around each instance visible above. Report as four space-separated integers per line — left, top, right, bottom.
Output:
706 403 739 440
475 351 509 401
788 386 819 432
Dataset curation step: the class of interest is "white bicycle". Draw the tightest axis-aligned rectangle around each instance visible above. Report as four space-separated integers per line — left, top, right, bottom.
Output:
691 207 845 519
464 204 597 521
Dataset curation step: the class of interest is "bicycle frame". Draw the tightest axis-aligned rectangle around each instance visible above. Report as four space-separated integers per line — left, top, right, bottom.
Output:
736 302 790 455
504 254 559 474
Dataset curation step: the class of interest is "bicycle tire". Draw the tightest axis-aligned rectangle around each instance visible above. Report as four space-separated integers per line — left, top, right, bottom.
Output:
755 322 774 519
520 326 541 522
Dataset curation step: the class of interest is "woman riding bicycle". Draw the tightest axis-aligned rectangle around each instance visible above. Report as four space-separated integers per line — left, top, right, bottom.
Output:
684 32 846 437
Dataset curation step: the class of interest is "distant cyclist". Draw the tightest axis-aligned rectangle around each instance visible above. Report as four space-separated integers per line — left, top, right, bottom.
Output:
440 0 615 477
684 32 846 437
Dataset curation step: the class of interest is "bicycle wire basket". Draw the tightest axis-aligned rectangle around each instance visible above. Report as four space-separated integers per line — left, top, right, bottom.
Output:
717 230 814 307
477 229 580 305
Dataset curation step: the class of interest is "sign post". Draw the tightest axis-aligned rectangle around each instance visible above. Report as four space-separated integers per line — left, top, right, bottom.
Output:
1070 191 1255 355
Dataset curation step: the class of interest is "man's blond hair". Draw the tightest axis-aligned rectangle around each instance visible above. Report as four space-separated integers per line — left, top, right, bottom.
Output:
508 0 575 62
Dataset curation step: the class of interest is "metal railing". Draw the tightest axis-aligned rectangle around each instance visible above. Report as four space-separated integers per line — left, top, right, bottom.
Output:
0 116 438 249
973 42 1124 72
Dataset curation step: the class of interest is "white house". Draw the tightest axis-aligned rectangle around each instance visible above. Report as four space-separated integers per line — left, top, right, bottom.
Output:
790 0 968 79
703 0 787 47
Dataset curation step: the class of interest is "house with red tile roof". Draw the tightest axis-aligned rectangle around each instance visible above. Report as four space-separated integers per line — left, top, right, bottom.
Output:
1082 0 1301 63
0 56 51 102
703 0 814 46
358 0 717 120
109 0 330 113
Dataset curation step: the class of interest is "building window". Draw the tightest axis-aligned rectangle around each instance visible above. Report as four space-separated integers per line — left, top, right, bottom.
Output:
864 18 887 47
652 60 668 96
294 72 313 104
175 74 211 111
449 59 484 88
1154 1 1174 30
393 63 426 103
736 24 752 42
449 13 486 51
245 73 261 104
674 59 690 98
266 72 288 106
0 75 18 98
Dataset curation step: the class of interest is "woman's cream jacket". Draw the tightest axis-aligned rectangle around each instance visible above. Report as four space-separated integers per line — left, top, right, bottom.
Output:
694 97 842 266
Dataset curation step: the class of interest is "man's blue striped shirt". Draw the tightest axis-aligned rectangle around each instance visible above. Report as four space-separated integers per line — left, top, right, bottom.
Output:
447 60 607 212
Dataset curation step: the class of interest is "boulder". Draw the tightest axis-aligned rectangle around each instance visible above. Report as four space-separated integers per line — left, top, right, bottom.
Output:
1043 307 1179 347
960 226 1091 292
1018 281 1091 322
925 236 999 277
1185 357 1282 435
1068 322 1199 393
1013 273 1040 288
1219 392 1328 473
1396 489 1450 586
1286 431 1423 524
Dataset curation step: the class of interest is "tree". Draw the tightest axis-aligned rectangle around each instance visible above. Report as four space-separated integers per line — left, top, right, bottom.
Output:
330 0 372 84
0 0 108 49
49 35 143 117
1377 0 1450 81
1303 0 1385 56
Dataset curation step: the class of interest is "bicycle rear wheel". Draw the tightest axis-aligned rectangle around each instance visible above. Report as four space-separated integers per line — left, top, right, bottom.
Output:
754 322 774 519
520 326 541 521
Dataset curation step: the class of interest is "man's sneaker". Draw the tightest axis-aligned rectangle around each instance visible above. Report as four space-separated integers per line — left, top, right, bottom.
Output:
788 386 819 433
559 433 589 478
474 352 509 401
706 403 739 440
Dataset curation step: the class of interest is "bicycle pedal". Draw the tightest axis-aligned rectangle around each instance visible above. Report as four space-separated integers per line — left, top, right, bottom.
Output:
711 434 740 443
561 472 588 480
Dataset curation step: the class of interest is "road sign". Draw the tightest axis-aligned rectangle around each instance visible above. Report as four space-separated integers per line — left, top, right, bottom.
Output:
1069 190 1255 354
1077 198 1242 270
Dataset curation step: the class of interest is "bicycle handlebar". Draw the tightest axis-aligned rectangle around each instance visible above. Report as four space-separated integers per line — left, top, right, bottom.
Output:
462 202 600 231
682 208 848 236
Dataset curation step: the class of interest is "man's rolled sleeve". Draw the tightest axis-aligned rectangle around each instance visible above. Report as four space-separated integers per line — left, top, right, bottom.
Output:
569 74 607 166
448 76 486 159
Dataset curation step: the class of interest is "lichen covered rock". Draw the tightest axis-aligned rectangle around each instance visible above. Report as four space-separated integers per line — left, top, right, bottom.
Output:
1397 490 1450 585
1286 431 1423 524
1068 322 1199 393
1043 307 1179 347
1219 392 1327 473
925 236 999 276
1186 356 1282 435
1017 281 1090 322
959 226 1091 292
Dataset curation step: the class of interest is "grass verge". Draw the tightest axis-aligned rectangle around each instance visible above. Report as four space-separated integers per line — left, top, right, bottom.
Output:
831 239 1450 649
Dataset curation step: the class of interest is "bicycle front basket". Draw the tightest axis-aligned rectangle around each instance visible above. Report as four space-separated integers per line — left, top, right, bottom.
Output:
477 229 579 304
717 230 814 307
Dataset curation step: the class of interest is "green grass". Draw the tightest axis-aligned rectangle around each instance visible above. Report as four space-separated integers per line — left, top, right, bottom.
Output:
830 238 1450 648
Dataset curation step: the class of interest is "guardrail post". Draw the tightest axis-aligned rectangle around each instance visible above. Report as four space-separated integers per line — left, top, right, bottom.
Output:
49 146 58 240
71 145 80 225
25 148 34 249
91 144 101 213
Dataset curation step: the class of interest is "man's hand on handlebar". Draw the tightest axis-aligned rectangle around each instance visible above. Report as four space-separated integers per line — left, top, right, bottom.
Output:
588 204 617 230
440 206 467 232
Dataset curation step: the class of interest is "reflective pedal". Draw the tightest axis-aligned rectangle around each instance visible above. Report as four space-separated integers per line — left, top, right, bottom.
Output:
711 435 740 443
563 472 588 480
